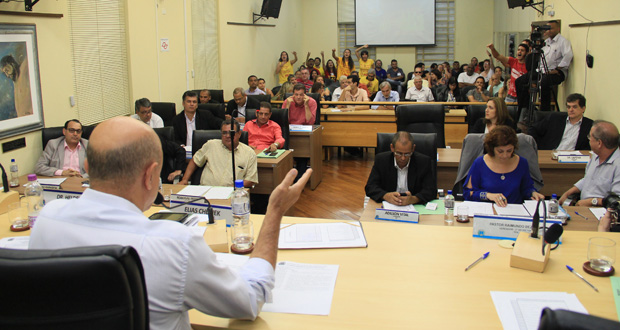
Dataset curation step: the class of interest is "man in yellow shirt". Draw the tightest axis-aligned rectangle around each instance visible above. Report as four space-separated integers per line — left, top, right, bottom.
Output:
360 69 379 97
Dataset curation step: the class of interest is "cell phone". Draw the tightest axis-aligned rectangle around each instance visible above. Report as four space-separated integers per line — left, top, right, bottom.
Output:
269 151 278 156
148 212 190 223
399 193 408 197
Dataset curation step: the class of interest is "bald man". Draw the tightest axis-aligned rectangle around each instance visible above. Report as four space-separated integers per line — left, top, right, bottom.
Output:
29 116 312 330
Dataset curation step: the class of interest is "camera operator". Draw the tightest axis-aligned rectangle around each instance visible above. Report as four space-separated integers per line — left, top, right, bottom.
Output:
598 194 620 232
516 20 573 113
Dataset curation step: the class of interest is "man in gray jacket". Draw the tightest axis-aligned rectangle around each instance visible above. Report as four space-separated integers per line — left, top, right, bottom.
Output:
35 119 88 177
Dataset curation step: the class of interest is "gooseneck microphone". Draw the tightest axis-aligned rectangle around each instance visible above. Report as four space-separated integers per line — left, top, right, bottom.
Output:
154 192 214 224
0 163 9 193
544 223 563 251
229 129 237 184
531 199 546 239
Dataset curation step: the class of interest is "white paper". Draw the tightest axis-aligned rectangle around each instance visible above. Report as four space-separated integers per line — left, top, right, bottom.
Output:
494 203 531 217
37 178 66 186
0 236 30 250
590 207 606 221
184 145 192 153
455 201 494 217
177 185 211 197
491 291 588 330
553 150 583 157
262 261 339 315
289 125 313 132
214 252 249 273
279 222 367 249
204 187 234 200
381 201 416 212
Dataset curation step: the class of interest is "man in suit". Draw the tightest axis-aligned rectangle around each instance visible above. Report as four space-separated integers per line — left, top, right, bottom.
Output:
35 119 88 177
365 131 435 205
172 90 223 147
225 87 261 121
528 93 593 150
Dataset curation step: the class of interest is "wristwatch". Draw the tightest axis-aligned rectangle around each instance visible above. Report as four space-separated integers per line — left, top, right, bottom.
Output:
591 198 598 206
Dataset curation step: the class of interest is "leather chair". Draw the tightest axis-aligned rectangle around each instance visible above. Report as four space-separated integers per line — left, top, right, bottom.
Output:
41 125 95 150
395 104 446 148
150 102 176 127
197 103 226 120
284 92 321 125
245 109 290 150
376 132 438 185
247 94 271 104
192 89 225 104
0 245 148 330
467 104 486 133
153 127 174 142
190 130 248 185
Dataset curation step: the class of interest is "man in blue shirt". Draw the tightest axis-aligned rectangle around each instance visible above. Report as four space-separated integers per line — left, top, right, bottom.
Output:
372 81 400 110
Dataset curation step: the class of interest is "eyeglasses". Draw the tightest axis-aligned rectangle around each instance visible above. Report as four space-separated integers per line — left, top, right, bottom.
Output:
394 152 412 158
67 128 82 134
414 71 422 74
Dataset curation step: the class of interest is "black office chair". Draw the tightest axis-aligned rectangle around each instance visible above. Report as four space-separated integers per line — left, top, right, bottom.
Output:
0 245 149 330
41 125 95 150
467 104 486 133
150 102 176 127
197 103 226 120
245 109 290 150
460 85 476 97
284 92 321 125
538 307 620 330
192 89 225 104
190 130 248 185
376 132 438 185
153 127 174 142
247 94 271 104
396 104 446 148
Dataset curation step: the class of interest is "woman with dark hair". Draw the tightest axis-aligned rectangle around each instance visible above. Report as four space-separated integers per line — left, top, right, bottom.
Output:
311 81 329 108
464 125 544 205
332 48 355 78
427 69 442 88
355 44 374 78
276 51 298 84
472 97 514 133
314 76 331 101
436 76 461 102
273 81 294 101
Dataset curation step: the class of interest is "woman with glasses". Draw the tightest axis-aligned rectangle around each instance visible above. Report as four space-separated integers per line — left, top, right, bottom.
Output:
463 125 544 206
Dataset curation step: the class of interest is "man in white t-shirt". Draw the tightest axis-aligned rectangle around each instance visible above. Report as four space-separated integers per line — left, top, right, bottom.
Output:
131 98 164 128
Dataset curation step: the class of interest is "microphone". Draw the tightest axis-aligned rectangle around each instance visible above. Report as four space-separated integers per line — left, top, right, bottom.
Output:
544 223 563 245
0 163 9 193
531 199 546 238
154 192 214 224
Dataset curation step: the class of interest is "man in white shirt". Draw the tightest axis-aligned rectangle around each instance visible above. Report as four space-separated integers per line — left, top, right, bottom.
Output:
405 77 434 102
131 98 164 128
516 20 573 111
29 116 312 330
372 81 400 110
457 64 480 88
331 75 348 101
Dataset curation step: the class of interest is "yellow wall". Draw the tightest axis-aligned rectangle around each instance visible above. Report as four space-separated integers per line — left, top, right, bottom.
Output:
454 0 495 65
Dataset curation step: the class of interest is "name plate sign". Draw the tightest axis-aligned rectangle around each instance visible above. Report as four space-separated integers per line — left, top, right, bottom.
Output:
42 189 81 204
375 208 419 223
170 200 233 225
558 155 590 163
473 215 562 240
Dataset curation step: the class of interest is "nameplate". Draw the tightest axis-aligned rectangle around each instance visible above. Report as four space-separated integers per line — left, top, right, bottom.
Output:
42 190 81 203
169 200 234 225
472 215 562 240
40 184 62 191
171 193 203 203
557 155 589 163
375 208 419 224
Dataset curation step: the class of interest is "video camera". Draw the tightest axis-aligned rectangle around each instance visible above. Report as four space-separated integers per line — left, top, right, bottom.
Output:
530 24 551 50
603 193 620 228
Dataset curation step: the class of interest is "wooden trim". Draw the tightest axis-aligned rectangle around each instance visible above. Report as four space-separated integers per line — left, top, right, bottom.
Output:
569 20 620 28
0 10 63 18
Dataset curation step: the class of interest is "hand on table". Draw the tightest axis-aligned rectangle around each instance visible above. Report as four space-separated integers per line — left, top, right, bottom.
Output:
531 191 545 201
62 169 82 177
488 193 507 207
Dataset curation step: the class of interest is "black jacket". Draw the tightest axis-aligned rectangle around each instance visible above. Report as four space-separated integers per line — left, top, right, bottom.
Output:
365 151 436 204
225 97 261 118
471 117 516 134
172 109 223 145
529 113 592 150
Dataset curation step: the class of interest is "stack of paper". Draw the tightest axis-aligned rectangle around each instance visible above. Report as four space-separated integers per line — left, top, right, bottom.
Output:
174 186 234 201
289 125 313 132
38 178 67 190
279 221 368 249
455 201 494 217
494 204 531 217
381 201 415 212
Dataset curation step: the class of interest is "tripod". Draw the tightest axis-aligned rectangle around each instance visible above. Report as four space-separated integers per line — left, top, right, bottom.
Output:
522 42 561 130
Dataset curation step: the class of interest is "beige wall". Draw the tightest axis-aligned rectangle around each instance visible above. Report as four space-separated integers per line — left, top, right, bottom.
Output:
454 0 495 64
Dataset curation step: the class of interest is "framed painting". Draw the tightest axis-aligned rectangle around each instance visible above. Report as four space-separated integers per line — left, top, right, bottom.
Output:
0 23 44 139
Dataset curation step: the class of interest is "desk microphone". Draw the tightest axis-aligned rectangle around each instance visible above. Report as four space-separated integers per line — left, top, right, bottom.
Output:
154 192 214 224
229 129 237 184
543 223 563 250
0 162 9 193
531 199 546 239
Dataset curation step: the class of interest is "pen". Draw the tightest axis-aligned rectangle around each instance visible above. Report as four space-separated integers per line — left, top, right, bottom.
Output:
574 212 588 221
566 265 599 292
465 252 490 271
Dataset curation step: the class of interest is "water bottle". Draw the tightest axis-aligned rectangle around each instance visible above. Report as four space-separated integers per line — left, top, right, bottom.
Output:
444 190 455 226
549 193 559 217
24 174 44 228
9 159 19 187
231 179 253 251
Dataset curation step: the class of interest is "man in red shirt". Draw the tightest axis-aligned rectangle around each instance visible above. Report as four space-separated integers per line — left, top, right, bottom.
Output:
296 68 313 93
243 102 285 152
488 42 529 104
281 83 317 125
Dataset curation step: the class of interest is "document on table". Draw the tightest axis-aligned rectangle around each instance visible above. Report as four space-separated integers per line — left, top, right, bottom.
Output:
289 124 313 132
494 203 531 217
455 201 494 217
0 236 30 250
37 178 67 186
177 185 211 197
262 261 339 315
203 186 234 199
381 201 416 212
491 291 588 330
279 221 367 249
590 207 606 221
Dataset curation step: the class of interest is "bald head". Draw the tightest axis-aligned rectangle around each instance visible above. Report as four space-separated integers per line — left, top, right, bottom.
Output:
592 120 620 150
87 117 162 201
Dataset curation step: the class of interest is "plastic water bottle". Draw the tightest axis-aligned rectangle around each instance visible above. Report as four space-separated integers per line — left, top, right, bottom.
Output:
24 174 44 228
549 193 559 217
231 179 253 251
9 159 19 187
444 190 455 226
